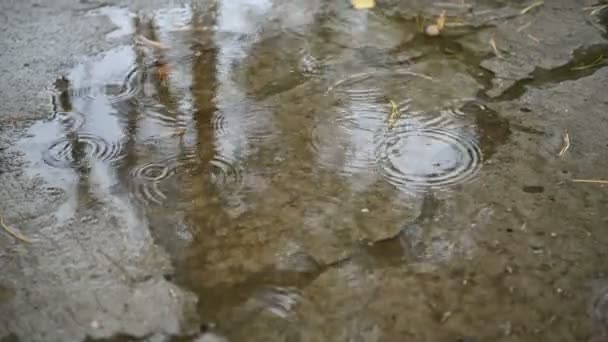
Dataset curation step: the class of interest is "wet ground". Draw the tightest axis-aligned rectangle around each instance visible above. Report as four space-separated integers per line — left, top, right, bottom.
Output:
1 0 608 341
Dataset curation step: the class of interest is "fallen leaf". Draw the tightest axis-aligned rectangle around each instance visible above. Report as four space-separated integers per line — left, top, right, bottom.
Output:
351 0 375 10
387 100 400 129
155 62 171 82
436 10 447 30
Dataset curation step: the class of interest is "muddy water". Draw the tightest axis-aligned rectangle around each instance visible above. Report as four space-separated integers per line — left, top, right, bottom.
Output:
13 0 608 341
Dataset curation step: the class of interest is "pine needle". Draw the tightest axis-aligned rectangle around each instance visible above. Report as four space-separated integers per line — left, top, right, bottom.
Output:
572 179 608 185
571 54 607 71
558 129 570 157
0 215 32 243
517 22 532 32
489 35 502 58
520 1 544 15
527 33 540 43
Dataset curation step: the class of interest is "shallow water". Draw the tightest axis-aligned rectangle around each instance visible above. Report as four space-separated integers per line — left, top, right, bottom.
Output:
13 0 608 340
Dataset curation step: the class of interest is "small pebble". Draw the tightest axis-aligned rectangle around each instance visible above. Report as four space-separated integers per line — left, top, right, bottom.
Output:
361 208 370 213
440 311 452 323
425 25 441 36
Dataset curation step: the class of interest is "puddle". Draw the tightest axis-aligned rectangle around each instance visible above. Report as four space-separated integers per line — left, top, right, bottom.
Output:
12 0 559 339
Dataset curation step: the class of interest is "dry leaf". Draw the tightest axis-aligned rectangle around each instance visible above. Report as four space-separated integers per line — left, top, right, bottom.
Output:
351 0 375 10
436 10 447 30
155 62 171 82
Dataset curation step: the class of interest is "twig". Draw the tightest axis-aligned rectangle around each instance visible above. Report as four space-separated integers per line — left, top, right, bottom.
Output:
558 129 570 157
520 1 544 15
572 179 608 185
0 214 32 243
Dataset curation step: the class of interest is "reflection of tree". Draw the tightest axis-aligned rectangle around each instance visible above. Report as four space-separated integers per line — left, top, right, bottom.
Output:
188 0 224 233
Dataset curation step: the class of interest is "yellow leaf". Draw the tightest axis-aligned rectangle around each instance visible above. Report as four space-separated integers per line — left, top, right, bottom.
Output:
351 0 375 10
387 100 399 129
436 10 446 30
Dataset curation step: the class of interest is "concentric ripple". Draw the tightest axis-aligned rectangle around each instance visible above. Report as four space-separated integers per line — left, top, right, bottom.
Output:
376 127 482 191
141 106 183 127
48 111 86 130
42 133 125 168
211 103 275 143
130 161 174 182
61 67 141 105
128 153 195 205
209 156 244 192
128 153 244 206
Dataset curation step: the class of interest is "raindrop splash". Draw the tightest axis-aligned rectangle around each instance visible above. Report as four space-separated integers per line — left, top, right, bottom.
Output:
42 133 126 168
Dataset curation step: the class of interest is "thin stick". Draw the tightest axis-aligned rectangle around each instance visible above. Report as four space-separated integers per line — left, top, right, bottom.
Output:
558 129 570 157
0 215 32 243
520 1 544 15
572 179 608 185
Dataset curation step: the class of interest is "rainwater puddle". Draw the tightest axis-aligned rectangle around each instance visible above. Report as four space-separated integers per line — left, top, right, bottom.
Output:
15 0 523 340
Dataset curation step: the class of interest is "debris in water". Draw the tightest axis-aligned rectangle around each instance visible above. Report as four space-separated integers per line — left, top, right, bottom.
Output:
571 179 608 185
135 35 169 50
558 129 570 157
527 33 540 43
520 1 544 15
583 3 608 16
351 0 375 10
571 54 607 71
424 10 447 37
517 21 532 32
489 34 502 58
440 311 453 323
0 214 32 243
153 60 171 83
387 100 400 129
